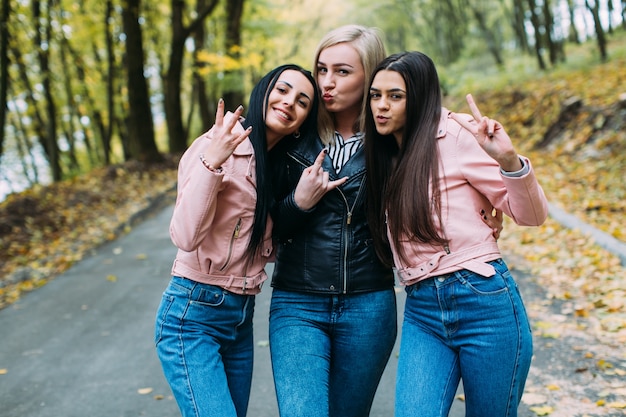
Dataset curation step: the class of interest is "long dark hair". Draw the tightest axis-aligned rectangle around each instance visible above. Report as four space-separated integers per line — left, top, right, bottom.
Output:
365 51 447 266
242 64 319 262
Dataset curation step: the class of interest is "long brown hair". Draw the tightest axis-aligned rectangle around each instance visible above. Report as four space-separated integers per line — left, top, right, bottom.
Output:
365 52 448 266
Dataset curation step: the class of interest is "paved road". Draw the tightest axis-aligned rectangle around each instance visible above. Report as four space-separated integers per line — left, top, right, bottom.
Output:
0 205 465 417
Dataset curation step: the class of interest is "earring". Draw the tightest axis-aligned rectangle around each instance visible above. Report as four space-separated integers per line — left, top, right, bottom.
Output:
294 131 301 138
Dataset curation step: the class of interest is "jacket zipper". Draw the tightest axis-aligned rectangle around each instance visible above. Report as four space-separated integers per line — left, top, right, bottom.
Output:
288 152 365 294
339 176 366 293
219 218 242 271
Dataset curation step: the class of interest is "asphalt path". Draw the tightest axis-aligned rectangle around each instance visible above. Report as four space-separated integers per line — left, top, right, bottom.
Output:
0 204 476 417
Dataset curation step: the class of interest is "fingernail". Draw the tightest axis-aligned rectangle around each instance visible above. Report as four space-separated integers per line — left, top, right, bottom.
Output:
483 215 488 220
237 105 243 112
323 149 328 154
219 98 224 104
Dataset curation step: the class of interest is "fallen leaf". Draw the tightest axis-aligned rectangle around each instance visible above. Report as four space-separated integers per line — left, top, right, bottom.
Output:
0 369 7 375
106 274 117 282
530 405 554 415
138 387 153 395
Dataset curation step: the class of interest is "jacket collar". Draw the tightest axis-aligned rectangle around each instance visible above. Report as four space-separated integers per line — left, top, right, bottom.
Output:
436 107 452 140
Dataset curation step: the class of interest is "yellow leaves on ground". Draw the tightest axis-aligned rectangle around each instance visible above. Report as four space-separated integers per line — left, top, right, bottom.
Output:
0 159 179 309
0 368 7 375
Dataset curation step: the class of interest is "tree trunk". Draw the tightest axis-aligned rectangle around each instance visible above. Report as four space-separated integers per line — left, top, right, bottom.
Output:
468 2 504 67
0 0 9 158
222 0 245 108
526 0 547 70
164 0 219 155
193 0 213 129
566 0 581 43
504 0 530 53
34 0 62 181
104 0 114 165
586 0 608 61
122 0 162 163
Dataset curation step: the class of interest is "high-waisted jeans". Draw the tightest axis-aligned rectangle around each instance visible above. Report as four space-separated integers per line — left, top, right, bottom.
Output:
395 259 532 417
155 276 255 417
269 288 397 417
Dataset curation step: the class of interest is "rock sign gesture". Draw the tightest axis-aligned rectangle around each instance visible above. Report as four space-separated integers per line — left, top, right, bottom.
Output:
294 149 349 211
202 98 252 170
451 94 523 173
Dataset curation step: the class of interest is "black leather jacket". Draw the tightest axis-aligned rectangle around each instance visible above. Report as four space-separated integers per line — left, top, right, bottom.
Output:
270 135 394 294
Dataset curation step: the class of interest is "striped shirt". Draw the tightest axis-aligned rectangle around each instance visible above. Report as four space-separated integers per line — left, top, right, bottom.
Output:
325 132 364 173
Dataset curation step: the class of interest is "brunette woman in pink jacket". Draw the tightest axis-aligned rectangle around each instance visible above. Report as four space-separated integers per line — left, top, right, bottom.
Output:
155 64 331 417
364 51 549 417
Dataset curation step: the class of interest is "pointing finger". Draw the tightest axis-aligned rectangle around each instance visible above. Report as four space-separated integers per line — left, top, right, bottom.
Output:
466 94 483 122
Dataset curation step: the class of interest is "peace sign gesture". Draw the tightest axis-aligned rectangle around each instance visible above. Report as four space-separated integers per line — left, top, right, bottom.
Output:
202 98 253 170
451 94 522 172
293 149 349 210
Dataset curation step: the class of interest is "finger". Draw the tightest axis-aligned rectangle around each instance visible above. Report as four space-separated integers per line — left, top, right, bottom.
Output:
450 112 476 135
232 126 252 148
312 149 327 170
487 118 496 138
326 176 349 190
215 98 225 125
225 105 244 132
466 94 483 122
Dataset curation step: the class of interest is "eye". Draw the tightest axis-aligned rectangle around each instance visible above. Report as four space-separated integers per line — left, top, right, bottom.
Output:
317 66 327 74
391 93 405 100
369 92 381 99
337 68 350 76
297 98 309 108
276 86 288 94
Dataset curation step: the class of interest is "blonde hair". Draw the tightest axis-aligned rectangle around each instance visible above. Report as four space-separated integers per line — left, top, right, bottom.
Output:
313 25 386 145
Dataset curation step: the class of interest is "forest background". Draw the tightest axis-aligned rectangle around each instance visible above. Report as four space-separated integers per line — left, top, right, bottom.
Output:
0 0 625 411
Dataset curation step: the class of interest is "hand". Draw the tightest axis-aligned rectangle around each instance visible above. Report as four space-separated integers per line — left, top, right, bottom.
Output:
202 99 252 168
451 94 522 172
481 208 503 240
293 149 348 210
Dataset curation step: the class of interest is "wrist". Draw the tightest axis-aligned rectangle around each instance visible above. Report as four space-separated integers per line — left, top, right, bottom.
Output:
199 153 223 173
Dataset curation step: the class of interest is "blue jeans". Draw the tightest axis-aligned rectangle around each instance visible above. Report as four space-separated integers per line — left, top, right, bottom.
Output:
395 259 532 417
269 288 397 417
155 276 255 417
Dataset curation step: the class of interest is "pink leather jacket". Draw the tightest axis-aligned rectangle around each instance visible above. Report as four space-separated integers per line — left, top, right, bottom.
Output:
391 108 549 286
169 128 273 295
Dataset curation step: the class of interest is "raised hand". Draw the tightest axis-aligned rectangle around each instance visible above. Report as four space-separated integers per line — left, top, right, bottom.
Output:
293 149 349 210
451 94 522 172
202 98 252 169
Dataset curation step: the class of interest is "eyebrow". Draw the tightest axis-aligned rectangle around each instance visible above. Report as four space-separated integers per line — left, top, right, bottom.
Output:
278 80 312 101
317 60 355 69
370 87 406 93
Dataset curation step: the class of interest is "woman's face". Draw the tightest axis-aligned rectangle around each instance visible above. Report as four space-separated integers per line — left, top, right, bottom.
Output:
265 69 315 148
369 69 407 146
316 43 365 115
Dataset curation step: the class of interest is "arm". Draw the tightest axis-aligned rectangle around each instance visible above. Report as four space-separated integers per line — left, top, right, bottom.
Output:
451 94 549 226
170 100 251 251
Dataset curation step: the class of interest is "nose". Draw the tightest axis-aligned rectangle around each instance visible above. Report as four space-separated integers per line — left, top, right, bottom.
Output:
283 92 296 107
319 72 334 90
377 96 389 110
